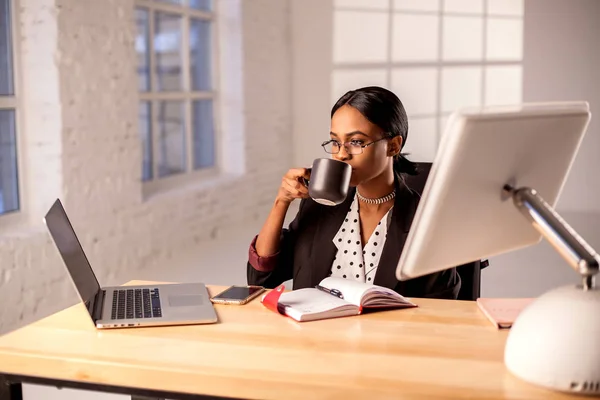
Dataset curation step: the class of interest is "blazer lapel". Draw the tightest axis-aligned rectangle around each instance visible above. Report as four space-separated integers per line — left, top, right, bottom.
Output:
308 187 356 285
373 178 418 289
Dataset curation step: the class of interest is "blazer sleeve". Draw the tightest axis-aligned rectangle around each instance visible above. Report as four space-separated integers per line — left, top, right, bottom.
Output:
246 199 307 288
399 267 462 300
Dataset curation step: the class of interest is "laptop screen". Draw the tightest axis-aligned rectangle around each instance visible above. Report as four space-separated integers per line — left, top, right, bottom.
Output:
44 199 101 315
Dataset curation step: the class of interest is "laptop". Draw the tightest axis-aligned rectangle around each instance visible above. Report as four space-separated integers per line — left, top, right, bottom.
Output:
43 198 218 329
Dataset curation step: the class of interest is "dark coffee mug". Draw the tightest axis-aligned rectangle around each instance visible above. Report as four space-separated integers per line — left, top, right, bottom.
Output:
307 158 352 206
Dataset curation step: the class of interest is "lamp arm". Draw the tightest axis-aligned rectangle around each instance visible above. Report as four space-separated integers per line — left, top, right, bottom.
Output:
504 185 599 290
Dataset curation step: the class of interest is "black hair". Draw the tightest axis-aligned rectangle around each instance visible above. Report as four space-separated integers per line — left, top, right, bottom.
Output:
331 86 418 176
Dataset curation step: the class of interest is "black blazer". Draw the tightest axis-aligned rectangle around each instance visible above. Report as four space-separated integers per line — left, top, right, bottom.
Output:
247 174 461 299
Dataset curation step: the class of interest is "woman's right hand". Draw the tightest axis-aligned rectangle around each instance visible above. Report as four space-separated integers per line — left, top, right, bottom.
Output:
276 168 311 204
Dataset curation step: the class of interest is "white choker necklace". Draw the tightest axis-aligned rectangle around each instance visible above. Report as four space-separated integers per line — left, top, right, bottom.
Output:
356 189 396 205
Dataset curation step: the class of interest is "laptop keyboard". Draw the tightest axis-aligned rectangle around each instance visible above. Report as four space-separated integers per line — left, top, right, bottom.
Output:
110 288 162 320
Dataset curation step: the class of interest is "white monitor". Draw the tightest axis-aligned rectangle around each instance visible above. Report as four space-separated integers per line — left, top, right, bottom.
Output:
396 102 592 281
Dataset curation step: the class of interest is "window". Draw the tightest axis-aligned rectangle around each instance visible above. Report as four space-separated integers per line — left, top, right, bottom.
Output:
0 0 20 216
332 0 524 162
135 0 217 190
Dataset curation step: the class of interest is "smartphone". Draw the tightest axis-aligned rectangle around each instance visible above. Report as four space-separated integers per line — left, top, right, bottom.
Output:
211 285 265 305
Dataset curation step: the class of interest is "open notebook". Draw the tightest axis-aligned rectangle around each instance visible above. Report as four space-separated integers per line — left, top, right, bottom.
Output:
262 277 417 322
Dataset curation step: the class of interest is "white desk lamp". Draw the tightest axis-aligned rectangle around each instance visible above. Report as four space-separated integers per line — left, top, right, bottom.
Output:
395 102 599 395
502 185 600 394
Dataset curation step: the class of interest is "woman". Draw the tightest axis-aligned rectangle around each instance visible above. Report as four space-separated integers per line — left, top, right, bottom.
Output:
247 86 461 299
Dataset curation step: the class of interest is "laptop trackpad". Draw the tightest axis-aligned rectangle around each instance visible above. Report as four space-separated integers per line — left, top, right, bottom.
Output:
168 294 204 307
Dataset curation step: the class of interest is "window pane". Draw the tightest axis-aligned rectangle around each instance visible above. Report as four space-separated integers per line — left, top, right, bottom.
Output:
402 117 438 162
486 18 523 61
0 109 19 214
333 11 389 63
190 19 212 91
0 0 14 96
190 0 212 11
394 0 439 12
192 100 214 169
485 65 522 106
139 102 153 181
391 68 437 116
488 0 524 16
442 16 483 61
441 66 482 113
392 14 439 62
135 8 150 92
157 101 186 178
331 68 387 105
444 0 483 14
154 12 183 91
335 0 388 9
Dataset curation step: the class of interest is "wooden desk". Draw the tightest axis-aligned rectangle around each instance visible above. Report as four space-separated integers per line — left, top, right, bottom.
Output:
0 281 581 400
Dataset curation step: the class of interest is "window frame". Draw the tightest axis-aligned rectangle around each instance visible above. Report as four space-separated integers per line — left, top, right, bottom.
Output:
0 0 26 228
331 0 524 161
134 0 222 198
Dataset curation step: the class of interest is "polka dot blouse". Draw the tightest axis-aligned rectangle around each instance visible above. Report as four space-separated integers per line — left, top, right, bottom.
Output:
329 192 393 284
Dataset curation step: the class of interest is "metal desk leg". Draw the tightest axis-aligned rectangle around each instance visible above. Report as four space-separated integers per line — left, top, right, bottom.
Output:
0 375 22 400
1 374 235 399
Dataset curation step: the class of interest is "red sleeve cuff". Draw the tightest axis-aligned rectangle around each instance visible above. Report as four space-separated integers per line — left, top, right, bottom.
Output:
248 235 280 272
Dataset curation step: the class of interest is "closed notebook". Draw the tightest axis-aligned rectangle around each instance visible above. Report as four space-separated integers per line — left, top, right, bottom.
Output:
476 298 534 329
262 276 417 322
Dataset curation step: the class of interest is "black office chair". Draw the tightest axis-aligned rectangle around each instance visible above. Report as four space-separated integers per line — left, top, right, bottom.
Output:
403 162 488 301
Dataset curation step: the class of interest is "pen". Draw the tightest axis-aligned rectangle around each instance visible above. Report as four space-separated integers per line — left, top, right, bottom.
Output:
315 284 344 299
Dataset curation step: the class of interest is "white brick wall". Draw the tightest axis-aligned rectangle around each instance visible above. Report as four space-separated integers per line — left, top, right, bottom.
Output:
18 0 64 222
0 0 292 335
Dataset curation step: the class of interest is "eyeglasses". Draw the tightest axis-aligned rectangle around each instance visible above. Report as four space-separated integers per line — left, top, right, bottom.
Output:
321 137 387 155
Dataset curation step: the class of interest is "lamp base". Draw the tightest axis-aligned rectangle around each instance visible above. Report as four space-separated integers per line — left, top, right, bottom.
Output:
504 284 600 395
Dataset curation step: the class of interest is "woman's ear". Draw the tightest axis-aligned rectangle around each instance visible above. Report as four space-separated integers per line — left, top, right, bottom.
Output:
388 136 402 157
